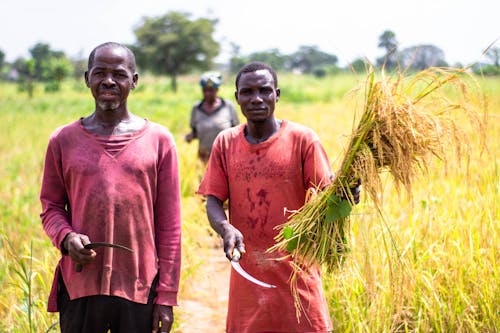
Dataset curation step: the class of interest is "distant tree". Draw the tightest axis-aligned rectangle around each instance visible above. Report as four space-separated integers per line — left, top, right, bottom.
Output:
349 57 370 73
287 45 338 73
29 42 69 84
13 57 35 97
70 49 88 80
29 42 51 80
12 58 28 76
472 63 500 76
485 46 500 67
0 49 5 77
376 30 398 70
133 11 219 92
399 44 448 71
43 56 73 92
228 42 247 74
247 49 287 71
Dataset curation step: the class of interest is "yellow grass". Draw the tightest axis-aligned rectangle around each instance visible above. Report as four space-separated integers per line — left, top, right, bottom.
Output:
0 73 498 332
271 68 488 275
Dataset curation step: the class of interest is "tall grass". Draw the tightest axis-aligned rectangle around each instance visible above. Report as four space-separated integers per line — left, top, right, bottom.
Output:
0 73 498 332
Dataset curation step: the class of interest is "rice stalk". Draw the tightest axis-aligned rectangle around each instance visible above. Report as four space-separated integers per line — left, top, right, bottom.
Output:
268 66 487 280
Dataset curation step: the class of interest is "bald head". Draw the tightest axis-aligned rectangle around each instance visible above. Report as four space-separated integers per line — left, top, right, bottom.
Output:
88 42 136 72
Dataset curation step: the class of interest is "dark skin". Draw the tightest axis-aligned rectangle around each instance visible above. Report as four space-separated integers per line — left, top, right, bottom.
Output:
206 69 281 260
82 46 143 135
65 45 173 333
185 85 222 142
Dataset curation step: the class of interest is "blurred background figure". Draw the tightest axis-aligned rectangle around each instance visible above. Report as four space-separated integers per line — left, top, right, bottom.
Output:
185 71 239 162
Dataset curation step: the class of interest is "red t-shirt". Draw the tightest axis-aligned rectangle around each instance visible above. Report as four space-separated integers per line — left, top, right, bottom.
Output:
40 119 181 311
198 120 333 333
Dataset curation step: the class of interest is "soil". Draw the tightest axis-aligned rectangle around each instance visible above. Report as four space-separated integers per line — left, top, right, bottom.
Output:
176 245 230 332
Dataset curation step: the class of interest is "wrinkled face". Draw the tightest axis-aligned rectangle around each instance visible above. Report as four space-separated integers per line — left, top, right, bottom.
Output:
85 46 138 112
235 69 280 123
202 86 218 103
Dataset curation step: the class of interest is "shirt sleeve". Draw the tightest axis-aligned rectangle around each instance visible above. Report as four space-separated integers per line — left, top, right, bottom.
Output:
196 135 229 202
40 136 73 252
154 142 182 306
303 135 333 190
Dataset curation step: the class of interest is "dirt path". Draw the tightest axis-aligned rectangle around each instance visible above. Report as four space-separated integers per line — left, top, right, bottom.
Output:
176 246 230 332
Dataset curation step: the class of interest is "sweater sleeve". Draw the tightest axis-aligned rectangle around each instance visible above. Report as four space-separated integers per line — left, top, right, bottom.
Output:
154 141 182 306
40 136 73 252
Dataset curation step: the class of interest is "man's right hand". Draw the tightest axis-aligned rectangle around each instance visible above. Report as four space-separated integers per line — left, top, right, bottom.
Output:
206 195 245 261
63 232 96 267
220 224 245 261
184 132 194 143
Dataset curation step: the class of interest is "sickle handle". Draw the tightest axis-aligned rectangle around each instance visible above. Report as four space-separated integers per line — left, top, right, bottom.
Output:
232 248 241 261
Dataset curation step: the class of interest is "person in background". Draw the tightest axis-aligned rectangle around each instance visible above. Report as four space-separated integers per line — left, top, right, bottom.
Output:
196 61 361 332
185 71 239 162
40 42 181 333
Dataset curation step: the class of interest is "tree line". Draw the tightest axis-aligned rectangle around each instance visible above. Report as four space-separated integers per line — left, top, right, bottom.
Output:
1 12 499 96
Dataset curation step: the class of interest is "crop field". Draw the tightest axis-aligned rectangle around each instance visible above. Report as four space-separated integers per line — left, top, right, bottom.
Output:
0 72 498 332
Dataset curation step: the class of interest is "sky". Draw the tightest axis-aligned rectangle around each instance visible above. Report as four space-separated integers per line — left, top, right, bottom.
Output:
1 0 498 66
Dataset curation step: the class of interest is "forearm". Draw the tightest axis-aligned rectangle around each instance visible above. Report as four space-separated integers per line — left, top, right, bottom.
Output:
206 195 230 236
206 195 244 259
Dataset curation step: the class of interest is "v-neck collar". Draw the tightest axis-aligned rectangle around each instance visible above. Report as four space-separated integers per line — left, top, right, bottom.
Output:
78 118 149 158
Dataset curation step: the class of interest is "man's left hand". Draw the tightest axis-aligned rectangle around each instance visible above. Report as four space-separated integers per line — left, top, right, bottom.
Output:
152 305 173 333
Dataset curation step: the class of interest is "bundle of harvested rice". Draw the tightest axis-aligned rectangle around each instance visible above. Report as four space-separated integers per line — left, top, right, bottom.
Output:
268 67 486 275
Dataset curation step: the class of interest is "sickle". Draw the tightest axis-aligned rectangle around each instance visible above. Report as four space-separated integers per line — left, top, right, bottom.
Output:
230 249 276 288
75 242 133 272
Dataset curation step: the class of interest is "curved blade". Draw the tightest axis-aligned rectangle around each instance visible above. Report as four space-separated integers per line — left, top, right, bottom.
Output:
84 242 133 252
231 261 276 288
76 242 134 272
230 249 276 288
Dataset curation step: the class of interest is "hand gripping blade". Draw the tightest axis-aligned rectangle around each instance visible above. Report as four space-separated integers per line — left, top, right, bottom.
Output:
76 242 134 272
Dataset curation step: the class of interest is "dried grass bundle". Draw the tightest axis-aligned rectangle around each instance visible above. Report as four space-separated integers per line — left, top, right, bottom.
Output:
268 67 486 275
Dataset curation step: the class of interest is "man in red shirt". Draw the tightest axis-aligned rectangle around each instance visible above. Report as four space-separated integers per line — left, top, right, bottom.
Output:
40 42 181 332
198 62 333 332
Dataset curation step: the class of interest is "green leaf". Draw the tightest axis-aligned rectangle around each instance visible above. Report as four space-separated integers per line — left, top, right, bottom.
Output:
283 226 294 239
326 196 352 222
337 200 352 218
328 193 341 204
326 204 341 222
286 237 298 252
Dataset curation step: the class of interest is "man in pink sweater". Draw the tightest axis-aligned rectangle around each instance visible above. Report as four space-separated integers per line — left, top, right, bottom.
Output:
40 42 181 333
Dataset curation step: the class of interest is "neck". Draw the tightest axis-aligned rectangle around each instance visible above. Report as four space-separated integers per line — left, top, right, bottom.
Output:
245 117 281 144
93 107 130 126
204 97 218 105
202 97 221 111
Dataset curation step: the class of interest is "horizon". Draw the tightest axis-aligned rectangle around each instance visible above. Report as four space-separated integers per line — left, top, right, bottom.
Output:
1 0 499 66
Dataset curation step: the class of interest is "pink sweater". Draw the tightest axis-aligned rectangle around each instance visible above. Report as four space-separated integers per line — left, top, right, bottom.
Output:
40 119 181 312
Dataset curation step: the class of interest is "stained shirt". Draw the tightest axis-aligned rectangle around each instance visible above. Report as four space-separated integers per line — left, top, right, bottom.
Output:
40 119 181 312
198 120 333 333
189 98 239 157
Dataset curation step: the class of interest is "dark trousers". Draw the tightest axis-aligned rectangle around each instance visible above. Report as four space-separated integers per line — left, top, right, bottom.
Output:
58 276 157 333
